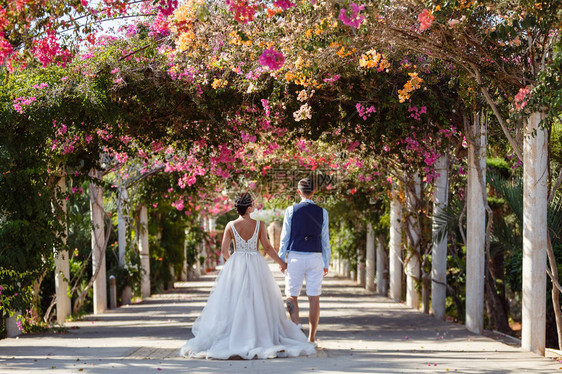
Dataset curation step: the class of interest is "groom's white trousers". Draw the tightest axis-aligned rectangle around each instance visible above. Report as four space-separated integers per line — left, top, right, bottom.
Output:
285 252 324 297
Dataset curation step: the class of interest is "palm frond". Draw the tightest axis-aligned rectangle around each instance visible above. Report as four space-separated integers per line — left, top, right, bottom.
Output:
432 197 463 244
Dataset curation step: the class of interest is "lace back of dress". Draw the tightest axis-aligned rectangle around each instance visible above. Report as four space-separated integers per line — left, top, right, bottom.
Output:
231 221 259 253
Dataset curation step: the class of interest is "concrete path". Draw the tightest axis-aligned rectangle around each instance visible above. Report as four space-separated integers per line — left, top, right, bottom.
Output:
1 263 561 373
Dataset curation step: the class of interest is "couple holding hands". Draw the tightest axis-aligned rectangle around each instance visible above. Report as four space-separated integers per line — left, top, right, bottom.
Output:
180 178 331 360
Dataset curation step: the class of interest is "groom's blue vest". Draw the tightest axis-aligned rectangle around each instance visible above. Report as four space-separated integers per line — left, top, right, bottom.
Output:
288 202 323 253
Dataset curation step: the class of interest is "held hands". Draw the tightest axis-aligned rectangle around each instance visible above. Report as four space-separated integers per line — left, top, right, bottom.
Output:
279 261 287 274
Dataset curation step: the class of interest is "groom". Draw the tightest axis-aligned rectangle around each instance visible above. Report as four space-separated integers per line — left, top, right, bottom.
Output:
278 177 331 343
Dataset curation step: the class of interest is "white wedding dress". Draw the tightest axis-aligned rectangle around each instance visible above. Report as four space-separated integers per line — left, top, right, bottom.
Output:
180 220 316 359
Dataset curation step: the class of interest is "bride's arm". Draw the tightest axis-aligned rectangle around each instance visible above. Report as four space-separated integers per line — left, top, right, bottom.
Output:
258 223 286 269
221 224 233 261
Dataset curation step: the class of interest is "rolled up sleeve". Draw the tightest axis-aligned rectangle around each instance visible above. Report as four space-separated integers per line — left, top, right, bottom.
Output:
278 206 293 262
321 209 331 268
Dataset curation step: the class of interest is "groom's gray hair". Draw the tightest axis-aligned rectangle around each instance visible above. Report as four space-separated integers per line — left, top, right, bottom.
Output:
297 178 314 195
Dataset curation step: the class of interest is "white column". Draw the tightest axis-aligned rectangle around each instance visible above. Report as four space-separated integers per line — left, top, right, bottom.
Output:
376 236 386 295
406 173 421 310
465 113 486 334
117 184 132 304
365 222 376 292
139 204 151 298
431 153 449 320
356 252 364 285
54 175 71 324
389 182 403 301
117 184 129 266
522 112 548 355
90 171 107 314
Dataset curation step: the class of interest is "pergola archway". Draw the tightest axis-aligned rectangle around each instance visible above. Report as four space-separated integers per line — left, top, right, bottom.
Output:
1 0 560 356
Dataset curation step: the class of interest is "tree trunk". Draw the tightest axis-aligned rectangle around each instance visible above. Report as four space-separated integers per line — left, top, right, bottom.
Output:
522 111 548 355
365 222 376 292
547 233 562 350
389 182 403 301
466 113 486 334
431 153 449 320
484 265 510 332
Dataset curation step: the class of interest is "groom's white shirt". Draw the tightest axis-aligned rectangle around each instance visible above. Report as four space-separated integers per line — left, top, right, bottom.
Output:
278 198 331 268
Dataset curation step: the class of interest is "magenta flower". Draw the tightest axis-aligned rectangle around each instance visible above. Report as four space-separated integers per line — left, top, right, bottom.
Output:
259 48 285 71
339 3 365 29
172 199 185 211
156 0 178 17
0 35 13 63
273 0 295 10
149 12 171 38
32 31 73 67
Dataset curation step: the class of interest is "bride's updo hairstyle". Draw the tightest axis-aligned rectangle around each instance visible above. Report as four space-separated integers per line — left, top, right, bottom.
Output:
234 192 254 216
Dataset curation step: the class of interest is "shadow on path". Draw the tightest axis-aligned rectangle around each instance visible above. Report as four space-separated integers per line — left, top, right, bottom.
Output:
0 263 560 373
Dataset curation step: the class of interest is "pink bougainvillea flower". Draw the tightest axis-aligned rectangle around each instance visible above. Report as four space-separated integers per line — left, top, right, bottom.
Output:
32 30 73 67
226 0 257 23
149 12 171 37
259 48 285 71
172 199 185 211
339 3 365 29
514 86 531 111
0 35 13 64
356 103 376 120
273 0 295 10
418 9 434 31
151 141 164 153
156 0 178 17
13 96 37 114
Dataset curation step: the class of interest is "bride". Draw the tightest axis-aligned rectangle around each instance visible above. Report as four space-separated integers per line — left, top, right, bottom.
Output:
180 192 316 360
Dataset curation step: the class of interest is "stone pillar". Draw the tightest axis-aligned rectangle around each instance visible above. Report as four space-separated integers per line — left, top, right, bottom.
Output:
465 113 486 334
139 204 151 298
431 153 449 320
522 112 548 355
54 175 71 324
406 173 421 310
90 170 107 314
376 236 386 295
389 182 403 301
365 222 376 292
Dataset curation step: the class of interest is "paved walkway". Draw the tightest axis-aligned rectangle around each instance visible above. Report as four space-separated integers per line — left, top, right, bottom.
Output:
1 263 561 373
